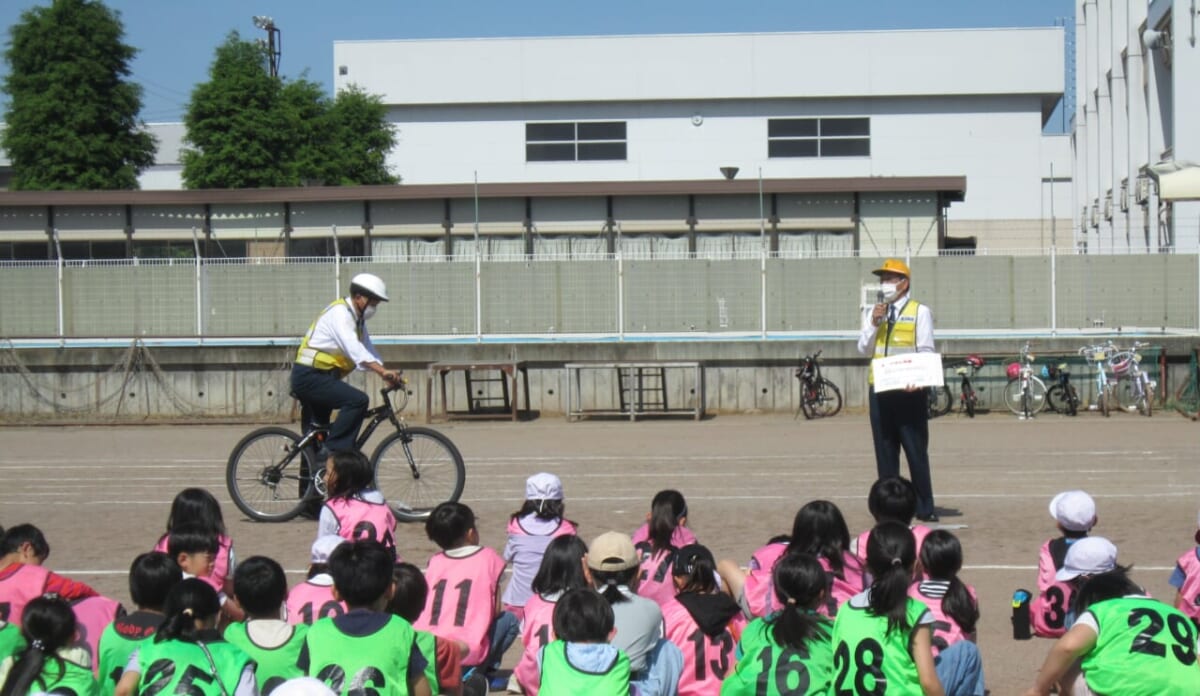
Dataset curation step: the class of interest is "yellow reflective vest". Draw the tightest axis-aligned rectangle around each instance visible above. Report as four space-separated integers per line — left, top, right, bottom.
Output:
868 300 921 384
295 299 359 375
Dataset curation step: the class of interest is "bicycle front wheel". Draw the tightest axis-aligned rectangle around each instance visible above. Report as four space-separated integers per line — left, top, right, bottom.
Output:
804 378 843 419
1002 379 1023 415
372 426 466 522
928 386 952 418
1046 384 1076 415
1138 375 1153 417
1025 376 1048 414
226 427 314 522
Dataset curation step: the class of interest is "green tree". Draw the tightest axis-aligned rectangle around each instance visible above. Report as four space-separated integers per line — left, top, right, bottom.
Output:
1 0 156 190
182 34 397 188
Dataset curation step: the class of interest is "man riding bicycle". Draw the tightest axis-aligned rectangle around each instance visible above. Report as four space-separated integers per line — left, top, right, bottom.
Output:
291 273 403 460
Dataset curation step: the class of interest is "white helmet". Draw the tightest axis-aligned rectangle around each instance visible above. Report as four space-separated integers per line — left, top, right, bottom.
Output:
349 273 389 302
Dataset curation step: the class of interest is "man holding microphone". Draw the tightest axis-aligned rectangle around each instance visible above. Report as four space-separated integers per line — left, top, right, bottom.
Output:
856 259 939 522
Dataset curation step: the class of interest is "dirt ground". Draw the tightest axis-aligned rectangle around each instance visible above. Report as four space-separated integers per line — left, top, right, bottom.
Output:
3 410 1198 694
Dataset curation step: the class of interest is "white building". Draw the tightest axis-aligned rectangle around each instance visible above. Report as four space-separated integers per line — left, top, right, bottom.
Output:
1073 0 1200 253
334 28 1070 252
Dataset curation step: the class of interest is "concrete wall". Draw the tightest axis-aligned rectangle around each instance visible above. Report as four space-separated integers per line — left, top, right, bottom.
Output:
0 337 1191 423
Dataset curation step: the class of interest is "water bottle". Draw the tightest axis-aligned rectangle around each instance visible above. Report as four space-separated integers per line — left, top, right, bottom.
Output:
1012 589 1032 640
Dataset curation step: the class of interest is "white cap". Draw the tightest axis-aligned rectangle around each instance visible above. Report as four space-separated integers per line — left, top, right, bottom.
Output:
271 677 337 696
311 535 346 564
525 472 564 501
1056 536 1118 581
1049 490 1096 532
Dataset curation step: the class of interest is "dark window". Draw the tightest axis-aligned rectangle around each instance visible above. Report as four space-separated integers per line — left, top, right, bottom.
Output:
0 242 52 260
526 121 627 162
768 117 871 159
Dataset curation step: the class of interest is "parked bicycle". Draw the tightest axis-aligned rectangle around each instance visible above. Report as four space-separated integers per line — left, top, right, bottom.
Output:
1043 360 1080 416
226 384 465 522
1079 343 1115 417
1003 342 1047 418
1111 340 1154 416
926 383 953 419
795 350 843 419
953 354 985 418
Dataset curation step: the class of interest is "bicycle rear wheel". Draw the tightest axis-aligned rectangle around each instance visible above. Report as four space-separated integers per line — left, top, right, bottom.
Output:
226 427 315 522
372 426 466 522
927 386 952 418
803 378 843 419
1138 375 1153 417
1046 384 1076 415
1025 376 1048 415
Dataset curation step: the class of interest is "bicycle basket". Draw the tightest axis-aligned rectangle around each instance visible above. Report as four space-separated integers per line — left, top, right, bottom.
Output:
965 354 984 368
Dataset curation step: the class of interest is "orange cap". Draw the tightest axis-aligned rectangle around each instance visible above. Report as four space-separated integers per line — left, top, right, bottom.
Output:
872 258 910 278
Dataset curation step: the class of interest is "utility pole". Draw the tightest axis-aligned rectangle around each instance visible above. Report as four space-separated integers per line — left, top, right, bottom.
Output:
252 16 281 78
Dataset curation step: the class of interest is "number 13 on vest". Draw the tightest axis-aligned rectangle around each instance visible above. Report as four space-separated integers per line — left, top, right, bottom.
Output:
872 353 944 393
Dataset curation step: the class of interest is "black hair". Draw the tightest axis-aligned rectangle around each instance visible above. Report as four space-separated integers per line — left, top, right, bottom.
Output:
531 535 590 596
768 553 833 650
326 451 376 499
591 566 640 605
784 500 852 576
510 499 566 523
156 578 221 643
1073 568 1142 614
552 588 614 643
233 556 288 618
867 477 918 525
672 544 718 594
918 530 979 636
648 490 687 552
865 521 917 635
164 488 226 537
307 562 330 579
0 595 76 696
129 552 183 610
425 502 476 550
328 539 394 607
0 524 49 559
166 524 219 560
387 563 429 623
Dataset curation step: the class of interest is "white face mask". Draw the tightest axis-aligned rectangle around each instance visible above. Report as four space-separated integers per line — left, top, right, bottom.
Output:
880 282 901 303
361 305 377 321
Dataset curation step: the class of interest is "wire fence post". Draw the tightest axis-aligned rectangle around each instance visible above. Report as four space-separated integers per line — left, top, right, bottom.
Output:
616 225 625 341
332 224 341 298
53 228 64 339
191 226 203 337
1050 244 1057 335
474 171 482 343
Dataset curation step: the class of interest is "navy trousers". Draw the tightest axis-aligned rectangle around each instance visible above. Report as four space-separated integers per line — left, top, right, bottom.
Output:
290 364 369 453
868 386 935 517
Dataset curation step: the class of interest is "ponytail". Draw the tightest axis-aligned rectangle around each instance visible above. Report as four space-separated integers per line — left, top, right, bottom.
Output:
672 544 717 595
769 553 832 650
0 596 75 696
648 490 686 552
919 530 979 636
865 522 916 635
155 578 220 643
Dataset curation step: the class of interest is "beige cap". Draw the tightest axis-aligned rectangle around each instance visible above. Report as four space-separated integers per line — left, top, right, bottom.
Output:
587 531 639 572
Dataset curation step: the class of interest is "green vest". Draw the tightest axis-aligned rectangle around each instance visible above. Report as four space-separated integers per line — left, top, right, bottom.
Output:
305 615 416 696
831 597 929 696
413 630 438 695
539 641 630 696
721 615 833 696
223 622 308 695
97 621 155 696
25 656 99 696
0 622 25 663
137 638 254 696
1081 597 1200 695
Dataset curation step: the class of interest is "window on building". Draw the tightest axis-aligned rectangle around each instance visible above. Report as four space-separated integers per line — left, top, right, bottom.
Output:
768 117 870 158
526 121 628 162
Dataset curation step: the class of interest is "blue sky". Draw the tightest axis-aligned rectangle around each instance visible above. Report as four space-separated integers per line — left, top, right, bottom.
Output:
1 0 1074 126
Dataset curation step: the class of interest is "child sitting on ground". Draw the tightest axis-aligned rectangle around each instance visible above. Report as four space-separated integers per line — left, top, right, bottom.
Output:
538 588 630 695
1168 508 1200 623
286 536 347 626
502 473 577 623
388 562 476 696
301 540 431 696
0 595 97 696
96 552 181 696
0 524 98 626
319 451 398 560
225 556 308 695
1030 490 1096 638
632 490 696 606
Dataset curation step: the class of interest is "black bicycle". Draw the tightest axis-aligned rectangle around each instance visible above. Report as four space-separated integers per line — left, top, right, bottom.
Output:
955 354 985 418
927 385 953 419
795 350 843 419
1044 361 1080 416
226 384 465 523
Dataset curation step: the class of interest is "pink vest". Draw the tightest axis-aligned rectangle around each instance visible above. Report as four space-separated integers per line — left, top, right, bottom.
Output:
741 542 788 618
0 563 51 626
71 595 124 676
907 582 976 657
753 550 865 618
1031 538 1074 638
1176 548 1200 621
325 496 398 556
631 524 697 548
634 546 679 606
285 578 346 625
154 533 234 595
514 593 558 696
415 547 506 666
662 596 746 696
854 525 932 571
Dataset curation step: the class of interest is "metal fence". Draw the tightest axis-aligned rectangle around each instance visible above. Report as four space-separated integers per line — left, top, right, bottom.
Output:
1 250 1198 339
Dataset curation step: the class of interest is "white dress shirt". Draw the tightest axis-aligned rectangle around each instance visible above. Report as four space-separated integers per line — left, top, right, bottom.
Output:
856 291 935 356
304 297 382 370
